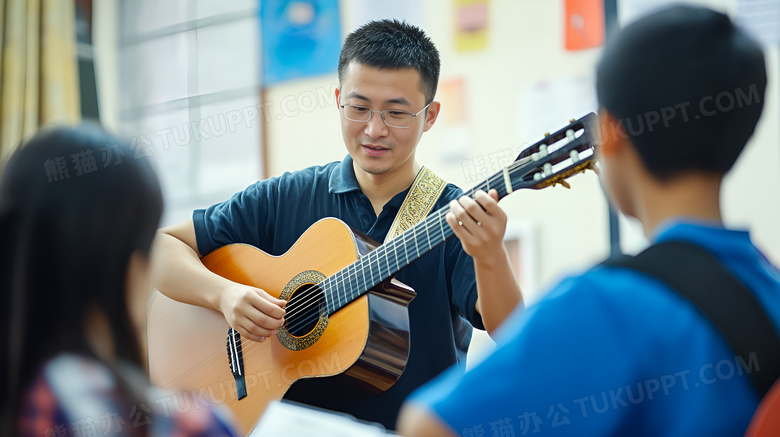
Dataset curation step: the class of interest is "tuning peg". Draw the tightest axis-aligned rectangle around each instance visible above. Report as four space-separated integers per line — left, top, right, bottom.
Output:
569 149 580 162
539 144 548 158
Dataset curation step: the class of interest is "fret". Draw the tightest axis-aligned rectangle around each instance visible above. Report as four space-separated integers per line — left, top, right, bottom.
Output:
384 241 392 276
334 275 343 310
370 249 381 280
346 263 355 299
360 258 367 292
345 267 352 306
425 219 432 249
439 209 446 241
324 280 331 313
339 272 347 308
366 252 374 286
332 279 340 313
373 249 382 282
403 233 410 267
393 234 404 270
325 278 332 313
412 225 420 258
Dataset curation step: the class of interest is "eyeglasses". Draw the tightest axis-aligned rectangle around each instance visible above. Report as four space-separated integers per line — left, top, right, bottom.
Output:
339 102 432 128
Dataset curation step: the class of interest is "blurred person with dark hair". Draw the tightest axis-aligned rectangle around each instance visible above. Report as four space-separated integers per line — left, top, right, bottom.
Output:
0 125 239 437
399 5 778 436
153 19 522 429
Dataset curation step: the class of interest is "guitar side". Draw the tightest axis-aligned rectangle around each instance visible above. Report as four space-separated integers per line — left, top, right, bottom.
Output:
147 218 415 434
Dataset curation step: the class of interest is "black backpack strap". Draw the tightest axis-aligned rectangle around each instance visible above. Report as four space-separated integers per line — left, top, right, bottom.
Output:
602 241 780 397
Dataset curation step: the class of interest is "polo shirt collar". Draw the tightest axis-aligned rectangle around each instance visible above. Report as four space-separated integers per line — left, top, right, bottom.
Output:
329 154 362 194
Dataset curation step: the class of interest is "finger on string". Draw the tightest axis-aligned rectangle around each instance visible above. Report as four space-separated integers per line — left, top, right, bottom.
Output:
473 190 499 216
237 323 266 343
251 291 286 319
446 211 472 237
460 195 490 226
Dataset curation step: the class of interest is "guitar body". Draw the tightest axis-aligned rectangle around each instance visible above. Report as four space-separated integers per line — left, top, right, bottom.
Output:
147 218 415 434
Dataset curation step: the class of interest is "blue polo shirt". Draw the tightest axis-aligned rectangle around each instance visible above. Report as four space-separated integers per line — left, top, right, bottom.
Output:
193 155 483 429
409 221 780 436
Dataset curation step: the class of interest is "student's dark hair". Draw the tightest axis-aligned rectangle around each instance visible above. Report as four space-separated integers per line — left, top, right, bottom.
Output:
596 5 767 180
338 19 441 104
0 124 163 435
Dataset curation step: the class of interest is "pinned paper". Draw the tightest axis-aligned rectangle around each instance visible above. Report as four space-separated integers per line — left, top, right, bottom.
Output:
564 0 605 51
438 77 467 125
454 0 489 52
261 0 342 86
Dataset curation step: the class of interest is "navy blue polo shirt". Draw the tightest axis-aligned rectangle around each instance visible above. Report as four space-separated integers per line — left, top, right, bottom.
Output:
193 155 483 429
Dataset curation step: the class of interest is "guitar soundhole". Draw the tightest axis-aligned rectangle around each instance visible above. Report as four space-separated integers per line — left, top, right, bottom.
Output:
285 284 325 337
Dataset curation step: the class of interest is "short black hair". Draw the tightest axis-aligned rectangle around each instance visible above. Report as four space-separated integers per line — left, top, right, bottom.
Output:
596 5 767 180
338 19 441 104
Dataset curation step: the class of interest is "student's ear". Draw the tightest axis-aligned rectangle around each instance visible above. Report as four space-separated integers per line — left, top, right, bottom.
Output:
597 109 627 159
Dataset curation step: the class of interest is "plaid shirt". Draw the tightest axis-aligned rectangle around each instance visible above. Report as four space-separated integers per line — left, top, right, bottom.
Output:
18 354 239 437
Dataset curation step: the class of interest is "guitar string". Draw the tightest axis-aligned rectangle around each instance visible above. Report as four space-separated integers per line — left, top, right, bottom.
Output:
281 152 554 333
280 151 544 326
282 144 588 332
282 206 452 333
281 192 457 325
283 157 533 324
283 206 455 334
282 170 505 334
282 146 586 332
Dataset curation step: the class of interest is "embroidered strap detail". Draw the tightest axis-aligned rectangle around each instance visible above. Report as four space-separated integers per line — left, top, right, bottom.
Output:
386 166 447 241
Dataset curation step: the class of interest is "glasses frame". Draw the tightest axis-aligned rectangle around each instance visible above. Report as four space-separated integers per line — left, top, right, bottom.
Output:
339 102 433 128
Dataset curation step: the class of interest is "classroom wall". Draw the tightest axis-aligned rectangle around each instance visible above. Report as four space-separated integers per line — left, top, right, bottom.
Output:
96 0 780 301
263 0 780 305
266 0 606 305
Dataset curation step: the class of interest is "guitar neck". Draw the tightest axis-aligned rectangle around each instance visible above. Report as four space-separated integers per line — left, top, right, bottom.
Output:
322 166 524 316
322 112 597 315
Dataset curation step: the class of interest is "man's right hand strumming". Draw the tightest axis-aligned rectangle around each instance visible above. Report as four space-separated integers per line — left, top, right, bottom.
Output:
151 219 286 343
218 284 286 342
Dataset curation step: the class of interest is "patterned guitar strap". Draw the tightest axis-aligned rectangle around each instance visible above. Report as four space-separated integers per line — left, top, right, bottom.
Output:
386 166 447 241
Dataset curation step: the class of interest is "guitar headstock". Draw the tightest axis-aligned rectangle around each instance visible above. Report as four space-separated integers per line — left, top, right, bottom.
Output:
511 113 598 190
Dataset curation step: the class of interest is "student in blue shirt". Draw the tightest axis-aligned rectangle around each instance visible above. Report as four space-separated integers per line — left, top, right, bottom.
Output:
152 20 522 429
398 5 777 436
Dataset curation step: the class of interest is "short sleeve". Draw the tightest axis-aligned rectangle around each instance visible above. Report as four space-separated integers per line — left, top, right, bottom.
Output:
445 236 484 330
441 184 484 330
407 275 642 436
193 177 280 256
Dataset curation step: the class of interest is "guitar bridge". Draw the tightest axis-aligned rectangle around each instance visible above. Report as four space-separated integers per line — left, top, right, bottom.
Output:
226 328 247 400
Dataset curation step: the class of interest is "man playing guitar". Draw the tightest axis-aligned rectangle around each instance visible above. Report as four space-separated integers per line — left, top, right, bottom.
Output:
151 19 522 430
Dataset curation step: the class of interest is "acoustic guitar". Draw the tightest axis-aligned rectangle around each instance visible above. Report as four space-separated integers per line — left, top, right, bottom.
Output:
147 113 598 434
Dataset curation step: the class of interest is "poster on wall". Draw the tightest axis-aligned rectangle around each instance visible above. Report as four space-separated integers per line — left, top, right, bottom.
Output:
454 0 489 52
261 0 342 86
564 0 605 51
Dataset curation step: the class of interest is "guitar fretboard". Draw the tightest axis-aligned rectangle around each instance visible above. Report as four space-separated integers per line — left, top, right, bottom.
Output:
322 162 525 315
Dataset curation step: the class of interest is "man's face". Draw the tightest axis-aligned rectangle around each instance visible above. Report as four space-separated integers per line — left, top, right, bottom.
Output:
335 62 438 178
